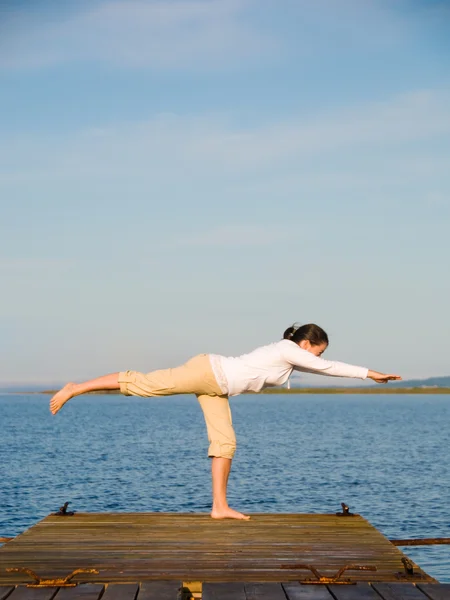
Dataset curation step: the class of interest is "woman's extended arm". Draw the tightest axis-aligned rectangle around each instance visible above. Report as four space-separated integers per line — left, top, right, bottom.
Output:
279 342 401 383
366 370 402 384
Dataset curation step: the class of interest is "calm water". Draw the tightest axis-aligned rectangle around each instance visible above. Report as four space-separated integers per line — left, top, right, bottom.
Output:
1 393 449 582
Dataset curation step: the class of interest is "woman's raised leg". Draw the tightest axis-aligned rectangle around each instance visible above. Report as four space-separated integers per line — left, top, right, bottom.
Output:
50 373 120 415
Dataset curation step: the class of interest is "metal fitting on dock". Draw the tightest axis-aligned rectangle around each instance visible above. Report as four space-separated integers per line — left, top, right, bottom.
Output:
6 567 99 587
53 501 75 516
280 563 377 584
336 502 355 516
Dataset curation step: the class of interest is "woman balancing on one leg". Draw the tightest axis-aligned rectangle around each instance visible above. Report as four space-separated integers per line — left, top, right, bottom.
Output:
50 323 401 520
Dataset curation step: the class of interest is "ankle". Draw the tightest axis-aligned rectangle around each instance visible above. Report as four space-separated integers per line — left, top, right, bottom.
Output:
66 382 78 397
212 501 228 510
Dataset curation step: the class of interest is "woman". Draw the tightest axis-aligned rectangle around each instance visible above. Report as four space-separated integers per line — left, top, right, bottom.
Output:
50 323 401 520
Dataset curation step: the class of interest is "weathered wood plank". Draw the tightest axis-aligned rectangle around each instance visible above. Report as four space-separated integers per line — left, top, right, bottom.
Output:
0 514 434 584
53 585 104 600
244 583 286 600
282 581 334 599
202 583 246 600
6 588 58 600
138 581 180 600
372 583 429 599
329 582 385 599
102 584 138 600
417 585 450 600
0 588 14 600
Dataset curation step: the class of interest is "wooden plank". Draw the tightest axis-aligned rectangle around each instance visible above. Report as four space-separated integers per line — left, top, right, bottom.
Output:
372 583 429 600
282 581 334 599
0 514 434 584
102 584 139 600
417 585 450 600
202 583 246 600
244 583 286 600
7 588 57 600
329 582 385 599
390 538 450 547
138 582 180 600
53 585 104 600
0 588 14 600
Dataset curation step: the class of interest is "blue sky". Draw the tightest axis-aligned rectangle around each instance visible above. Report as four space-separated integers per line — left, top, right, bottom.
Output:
0 0 449 385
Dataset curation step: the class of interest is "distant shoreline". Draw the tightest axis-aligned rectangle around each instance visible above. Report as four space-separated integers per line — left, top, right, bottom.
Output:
260 387 450 394
4 387 450 395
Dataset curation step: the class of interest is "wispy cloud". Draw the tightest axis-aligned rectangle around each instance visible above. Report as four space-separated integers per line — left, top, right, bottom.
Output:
1 0 435 72
172 224 288 248
1 89 449 182
424 191 449 208
0 0 276 71
0 258 72 271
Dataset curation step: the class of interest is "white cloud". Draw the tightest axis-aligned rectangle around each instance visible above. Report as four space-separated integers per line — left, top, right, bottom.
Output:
0 0 275 70
424 191 449 208
1 89 449 183
0 258 72 271
0 0 434 72
172 224 288 248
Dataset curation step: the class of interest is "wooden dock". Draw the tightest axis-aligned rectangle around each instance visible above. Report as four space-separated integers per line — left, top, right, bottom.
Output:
1 512 448 600
0 581 449 600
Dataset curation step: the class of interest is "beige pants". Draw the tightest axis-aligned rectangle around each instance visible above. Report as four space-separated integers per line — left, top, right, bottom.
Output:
118 354 236 459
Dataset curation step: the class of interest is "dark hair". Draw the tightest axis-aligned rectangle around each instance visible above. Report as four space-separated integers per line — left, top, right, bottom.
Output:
283 323 329 347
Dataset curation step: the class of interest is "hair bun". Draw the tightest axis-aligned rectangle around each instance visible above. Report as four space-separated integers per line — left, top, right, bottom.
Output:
282 323 329 347
283 325 297 340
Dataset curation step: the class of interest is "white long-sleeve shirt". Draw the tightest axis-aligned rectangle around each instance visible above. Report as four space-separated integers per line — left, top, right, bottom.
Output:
209 339 368 397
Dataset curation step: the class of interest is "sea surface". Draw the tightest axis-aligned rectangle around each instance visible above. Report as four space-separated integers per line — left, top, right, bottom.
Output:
1 393 449 582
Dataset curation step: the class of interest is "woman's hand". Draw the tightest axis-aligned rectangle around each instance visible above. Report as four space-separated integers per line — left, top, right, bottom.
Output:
368 370 402 384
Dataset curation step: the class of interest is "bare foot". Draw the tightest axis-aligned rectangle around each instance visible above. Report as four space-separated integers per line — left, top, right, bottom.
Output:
50 383 76 415
211 507 250 520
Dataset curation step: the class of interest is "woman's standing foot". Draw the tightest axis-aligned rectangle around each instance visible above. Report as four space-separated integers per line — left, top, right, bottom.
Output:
211 506 250 520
